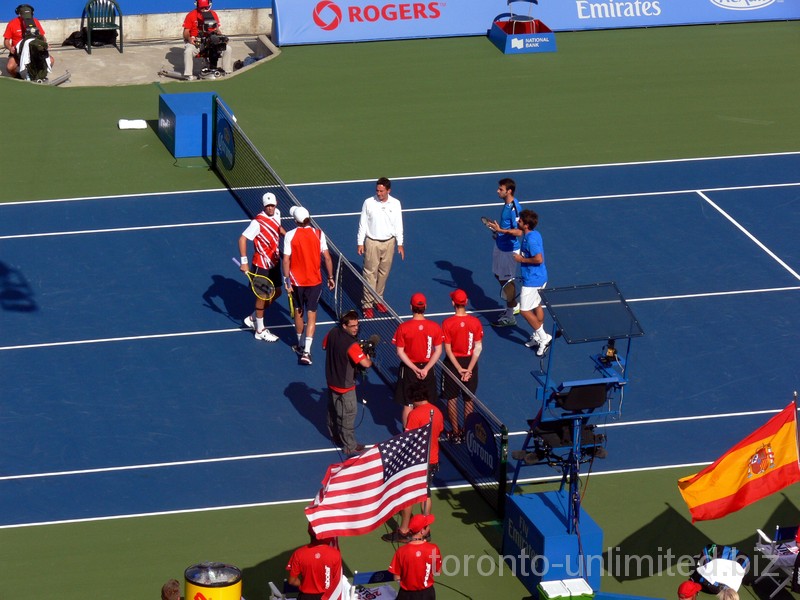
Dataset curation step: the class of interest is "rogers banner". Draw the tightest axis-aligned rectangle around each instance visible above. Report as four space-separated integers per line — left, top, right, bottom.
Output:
273 0 799 46
273 0 508 45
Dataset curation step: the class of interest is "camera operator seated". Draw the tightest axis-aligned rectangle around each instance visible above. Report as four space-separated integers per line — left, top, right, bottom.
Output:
3 4 54 80
182 0 233 80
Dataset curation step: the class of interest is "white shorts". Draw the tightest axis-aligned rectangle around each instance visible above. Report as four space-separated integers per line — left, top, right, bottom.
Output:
520 283 546 312
492 246 519 281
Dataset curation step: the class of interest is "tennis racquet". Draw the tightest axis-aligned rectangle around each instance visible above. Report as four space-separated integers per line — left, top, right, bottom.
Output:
232 258 275 302
287 283 295 316
500 277 521 306
481 216 498 239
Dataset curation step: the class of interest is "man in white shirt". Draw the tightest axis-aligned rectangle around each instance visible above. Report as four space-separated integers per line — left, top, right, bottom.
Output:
356 177 404 319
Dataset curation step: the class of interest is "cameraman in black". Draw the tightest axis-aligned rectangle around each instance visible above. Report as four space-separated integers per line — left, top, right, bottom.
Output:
322 310 373 457
181 0 232 80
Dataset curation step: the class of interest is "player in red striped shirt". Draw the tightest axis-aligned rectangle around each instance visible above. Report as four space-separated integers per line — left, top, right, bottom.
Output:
238 192 285 343
392 293 443 427
441 289 484 443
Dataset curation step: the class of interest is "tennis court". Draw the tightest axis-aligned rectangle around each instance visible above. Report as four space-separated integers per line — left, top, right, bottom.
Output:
1 20 799 600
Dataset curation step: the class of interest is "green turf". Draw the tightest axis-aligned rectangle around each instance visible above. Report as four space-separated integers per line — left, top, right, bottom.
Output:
3 20 799 600
3 468 798 599
1 21 797 202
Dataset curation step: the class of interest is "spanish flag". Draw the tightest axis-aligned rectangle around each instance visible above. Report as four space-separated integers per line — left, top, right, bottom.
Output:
678 402 800 522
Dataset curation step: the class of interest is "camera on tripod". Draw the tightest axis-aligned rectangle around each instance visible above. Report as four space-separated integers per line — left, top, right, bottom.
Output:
196 11 228 71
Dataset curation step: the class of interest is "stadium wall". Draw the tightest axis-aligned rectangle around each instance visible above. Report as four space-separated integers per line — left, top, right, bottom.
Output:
2 2 273 44
274 0 800 46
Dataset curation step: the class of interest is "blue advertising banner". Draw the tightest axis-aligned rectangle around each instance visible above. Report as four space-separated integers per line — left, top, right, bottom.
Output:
274 0 799 46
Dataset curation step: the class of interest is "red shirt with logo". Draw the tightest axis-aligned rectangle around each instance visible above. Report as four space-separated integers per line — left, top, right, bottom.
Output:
442 314 484 357
406 403 444 464
286 541 342 598
389 541 442 591
241 210 282 269
392 319 443 364
182 9 222 37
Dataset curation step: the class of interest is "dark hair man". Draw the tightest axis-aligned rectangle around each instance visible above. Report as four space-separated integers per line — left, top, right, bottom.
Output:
323 310 372 456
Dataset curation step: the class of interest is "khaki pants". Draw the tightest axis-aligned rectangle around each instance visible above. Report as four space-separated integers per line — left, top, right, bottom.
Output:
362 237 395 308
183 42 234 77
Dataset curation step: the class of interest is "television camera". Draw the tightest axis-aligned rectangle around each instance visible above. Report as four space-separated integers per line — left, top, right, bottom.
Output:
196 11 228 72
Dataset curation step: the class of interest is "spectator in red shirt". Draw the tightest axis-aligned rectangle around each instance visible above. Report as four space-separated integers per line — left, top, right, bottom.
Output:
389 514 442 599
181 0 232 80
286 525 343 600
441 289 483 444
383 382 444 544
3 4 54 78
392 293 443 426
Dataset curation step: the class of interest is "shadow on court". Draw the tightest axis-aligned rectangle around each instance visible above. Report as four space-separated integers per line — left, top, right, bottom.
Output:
0 261 37 313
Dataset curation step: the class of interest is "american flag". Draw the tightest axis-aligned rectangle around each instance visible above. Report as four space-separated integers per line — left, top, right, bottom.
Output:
306 423 432 539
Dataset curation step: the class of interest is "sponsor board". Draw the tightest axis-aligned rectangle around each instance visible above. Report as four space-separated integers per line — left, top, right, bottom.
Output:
274 0 800 45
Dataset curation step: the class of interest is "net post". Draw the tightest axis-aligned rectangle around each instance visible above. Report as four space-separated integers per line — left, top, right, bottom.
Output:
210 94 219 171
497 424 509 519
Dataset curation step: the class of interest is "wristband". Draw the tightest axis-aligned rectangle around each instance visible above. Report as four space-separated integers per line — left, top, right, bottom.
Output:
240 256 248 264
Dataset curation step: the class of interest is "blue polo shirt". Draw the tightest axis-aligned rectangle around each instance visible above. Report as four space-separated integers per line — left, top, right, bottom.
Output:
520 229 547 287
495 199 521 252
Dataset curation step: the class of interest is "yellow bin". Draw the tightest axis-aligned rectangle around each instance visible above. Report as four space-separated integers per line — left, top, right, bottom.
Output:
184 562 242 600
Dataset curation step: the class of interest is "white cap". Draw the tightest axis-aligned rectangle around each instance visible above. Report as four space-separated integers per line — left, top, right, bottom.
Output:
262 192 277 206
290 206 310 223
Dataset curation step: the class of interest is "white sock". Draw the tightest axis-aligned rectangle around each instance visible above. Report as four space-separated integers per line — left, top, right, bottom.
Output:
535 326 546 340
304 337 313 353
256 317 265 331
297 333 303 345
505 307 515 318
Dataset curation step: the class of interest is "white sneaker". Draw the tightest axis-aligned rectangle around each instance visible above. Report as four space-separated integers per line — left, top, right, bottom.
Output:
536 332 553 356
514 303 521 315
243 315 255 330
254 329 278 342
524 334 538 348
492 315 516 327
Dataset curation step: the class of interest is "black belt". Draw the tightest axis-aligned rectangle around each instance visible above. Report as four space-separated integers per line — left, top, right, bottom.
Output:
367 236 395 242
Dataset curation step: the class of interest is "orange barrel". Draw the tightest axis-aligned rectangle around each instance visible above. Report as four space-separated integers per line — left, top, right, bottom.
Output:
184 562 242 600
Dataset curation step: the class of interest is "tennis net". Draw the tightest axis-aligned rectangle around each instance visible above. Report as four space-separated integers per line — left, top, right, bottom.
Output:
211 97 509 516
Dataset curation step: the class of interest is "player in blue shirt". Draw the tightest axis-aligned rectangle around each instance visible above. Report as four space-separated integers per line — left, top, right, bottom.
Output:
487 178 522 327
514 209 551 355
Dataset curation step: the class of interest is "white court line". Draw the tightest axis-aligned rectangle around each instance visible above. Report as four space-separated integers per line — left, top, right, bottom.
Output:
0 460 715 530
507 407 784 437
3 181 800 241
697 190 800 282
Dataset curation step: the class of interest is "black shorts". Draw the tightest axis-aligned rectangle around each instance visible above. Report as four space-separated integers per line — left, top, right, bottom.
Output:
440 356 478 400
395 363 437 406
293 284 322 313
250 264 282 288
397 587 436 600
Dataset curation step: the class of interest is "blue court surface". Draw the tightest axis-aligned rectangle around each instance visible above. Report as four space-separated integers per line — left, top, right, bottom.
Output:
1 152 798 527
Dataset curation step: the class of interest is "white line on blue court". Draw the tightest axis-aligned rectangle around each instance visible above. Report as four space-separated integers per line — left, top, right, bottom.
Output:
697 190 800 281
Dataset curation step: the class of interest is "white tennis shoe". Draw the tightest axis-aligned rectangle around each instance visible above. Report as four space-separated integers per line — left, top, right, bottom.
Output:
254 328 278 343
536 332 553 356
243 315 255 330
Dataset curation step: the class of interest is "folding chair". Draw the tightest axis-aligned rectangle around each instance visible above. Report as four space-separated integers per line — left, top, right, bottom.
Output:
267 579 298 600
81 0 123 54
754 525 799 598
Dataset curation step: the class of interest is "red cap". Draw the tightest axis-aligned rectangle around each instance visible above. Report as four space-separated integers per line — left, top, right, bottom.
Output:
450 289 468 305
677 581 702 599
408 514 435 533
410 293 426 308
